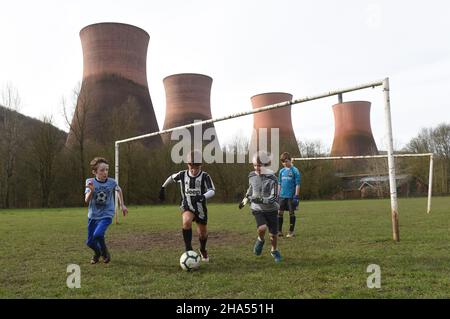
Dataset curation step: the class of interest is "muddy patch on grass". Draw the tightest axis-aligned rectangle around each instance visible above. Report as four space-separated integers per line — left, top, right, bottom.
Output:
108 230 250 251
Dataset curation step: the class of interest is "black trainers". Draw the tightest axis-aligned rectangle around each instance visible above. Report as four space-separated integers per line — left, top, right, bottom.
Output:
102 248 111 264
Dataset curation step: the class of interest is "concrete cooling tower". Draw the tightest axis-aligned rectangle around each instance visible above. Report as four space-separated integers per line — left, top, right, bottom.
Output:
66 22 161 148
162 73 219 147
330 101 378 156
250 92 299 155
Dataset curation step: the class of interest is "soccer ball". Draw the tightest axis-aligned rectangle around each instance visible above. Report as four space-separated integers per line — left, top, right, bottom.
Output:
179 250 201 271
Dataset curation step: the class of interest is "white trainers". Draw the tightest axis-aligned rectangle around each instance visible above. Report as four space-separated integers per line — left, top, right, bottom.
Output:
200 249 209 262
286 232 295 238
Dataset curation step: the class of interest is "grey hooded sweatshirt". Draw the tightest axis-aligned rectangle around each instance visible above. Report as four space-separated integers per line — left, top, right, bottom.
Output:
245 169 279 212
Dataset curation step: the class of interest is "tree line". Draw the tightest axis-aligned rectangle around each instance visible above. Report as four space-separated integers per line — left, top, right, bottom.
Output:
1 84 449 208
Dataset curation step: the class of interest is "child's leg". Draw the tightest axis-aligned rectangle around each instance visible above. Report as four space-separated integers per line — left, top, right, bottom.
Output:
267 211 282 262
269 232 278 251
197 222 209 261
252 224 267 256
93 218 112 257
197 223 208 252
277 210 284 234
86 219 101 256
182 211 195 251
252 211 268 256
267 212 279 251
289 210 296 233
278 198 290 235
257 224 267 241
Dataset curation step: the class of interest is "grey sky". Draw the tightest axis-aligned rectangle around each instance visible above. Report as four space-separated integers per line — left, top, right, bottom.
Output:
1 0 449 151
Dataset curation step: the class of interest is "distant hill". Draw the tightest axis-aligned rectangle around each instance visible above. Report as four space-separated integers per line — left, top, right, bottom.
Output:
0 105 67 141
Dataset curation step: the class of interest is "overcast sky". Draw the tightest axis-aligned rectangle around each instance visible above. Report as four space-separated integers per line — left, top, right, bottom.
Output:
1 0 449 151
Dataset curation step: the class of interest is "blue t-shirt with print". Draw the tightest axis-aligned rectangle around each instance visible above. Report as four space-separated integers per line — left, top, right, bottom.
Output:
85 178 118 220
278 166 301 199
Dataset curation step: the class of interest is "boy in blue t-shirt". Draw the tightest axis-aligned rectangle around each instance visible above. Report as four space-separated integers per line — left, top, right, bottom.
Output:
277 152 301 238
85 157 128 264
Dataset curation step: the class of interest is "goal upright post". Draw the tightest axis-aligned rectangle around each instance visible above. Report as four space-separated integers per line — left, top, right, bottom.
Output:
427 154 433 214
114 142 120 224
382 78 400 242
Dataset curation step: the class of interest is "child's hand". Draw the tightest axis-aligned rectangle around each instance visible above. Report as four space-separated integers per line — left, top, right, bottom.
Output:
87 179 94 192
121 205 128 216
159 187 165 202
293 195 299 208
238 197 248 209
194 194 205 203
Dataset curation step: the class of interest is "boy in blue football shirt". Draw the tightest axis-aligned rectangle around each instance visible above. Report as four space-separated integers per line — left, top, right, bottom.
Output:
277 152 301 238
85 157 128 264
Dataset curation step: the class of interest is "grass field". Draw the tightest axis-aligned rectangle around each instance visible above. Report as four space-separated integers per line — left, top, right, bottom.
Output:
0 197 449 298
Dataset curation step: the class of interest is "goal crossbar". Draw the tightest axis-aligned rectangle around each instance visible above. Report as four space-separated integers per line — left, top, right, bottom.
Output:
292 153 434 214
114 79 384 146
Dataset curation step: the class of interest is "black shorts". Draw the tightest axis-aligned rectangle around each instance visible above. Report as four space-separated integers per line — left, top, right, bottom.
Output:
279 198 295 212
180 205 208 225
252 210 278 235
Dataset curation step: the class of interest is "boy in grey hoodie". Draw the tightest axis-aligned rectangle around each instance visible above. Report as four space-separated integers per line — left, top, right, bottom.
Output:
239 151 282 262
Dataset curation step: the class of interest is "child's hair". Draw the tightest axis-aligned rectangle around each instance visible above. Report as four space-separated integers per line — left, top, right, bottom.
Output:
186 150 202 165
90 157 109 172
252 151 272 167
280 152 291 162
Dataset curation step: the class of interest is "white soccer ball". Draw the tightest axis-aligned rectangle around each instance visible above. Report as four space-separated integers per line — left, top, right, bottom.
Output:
179 250 201 271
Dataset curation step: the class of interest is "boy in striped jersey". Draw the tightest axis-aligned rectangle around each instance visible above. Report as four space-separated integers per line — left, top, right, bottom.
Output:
159 150 215 262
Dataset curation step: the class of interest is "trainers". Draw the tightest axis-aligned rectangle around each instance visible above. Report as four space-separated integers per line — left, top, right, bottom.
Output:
286 232 295 238
271 250 282 262
253 238 265 256
277 232 284 238
200 249 209 262
102 248 111 264
90 254 100 264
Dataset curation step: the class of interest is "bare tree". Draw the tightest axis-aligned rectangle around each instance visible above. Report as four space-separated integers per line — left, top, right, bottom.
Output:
29 115 64 207
405 123 450 194
298 140 327 158
0 84 22 208
405 128 434 154
63 83 94 194
432 123 450 193
108 96 140 202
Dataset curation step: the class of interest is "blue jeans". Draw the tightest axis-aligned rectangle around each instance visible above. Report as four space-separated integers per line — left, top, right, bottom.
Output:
86 218 112 255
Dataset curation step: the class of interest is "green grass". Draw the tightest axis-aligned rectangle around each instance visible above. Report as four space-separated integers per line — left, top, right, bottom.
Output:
0 197 449 298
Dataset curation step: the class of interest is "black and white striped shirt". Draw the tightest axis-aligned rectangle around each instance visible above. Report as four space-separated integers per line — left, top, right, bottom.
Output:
169 170 215 216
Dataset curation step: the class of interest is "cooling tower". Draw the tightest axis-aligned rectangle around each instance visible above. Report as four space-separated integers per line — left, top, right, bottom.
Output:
330 101 378 156
162 73 219 147
250 92 299 155
66 22 162 148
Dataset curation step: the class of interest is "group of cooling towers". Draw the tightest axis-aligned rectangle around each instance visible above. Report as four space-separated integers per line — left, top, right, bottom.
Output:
66 22 379 157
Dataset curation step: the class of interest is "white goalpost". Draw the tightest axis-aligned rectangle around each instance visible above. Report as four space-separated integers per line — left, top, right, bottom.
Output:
114 78 401 241
292 153 434 214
